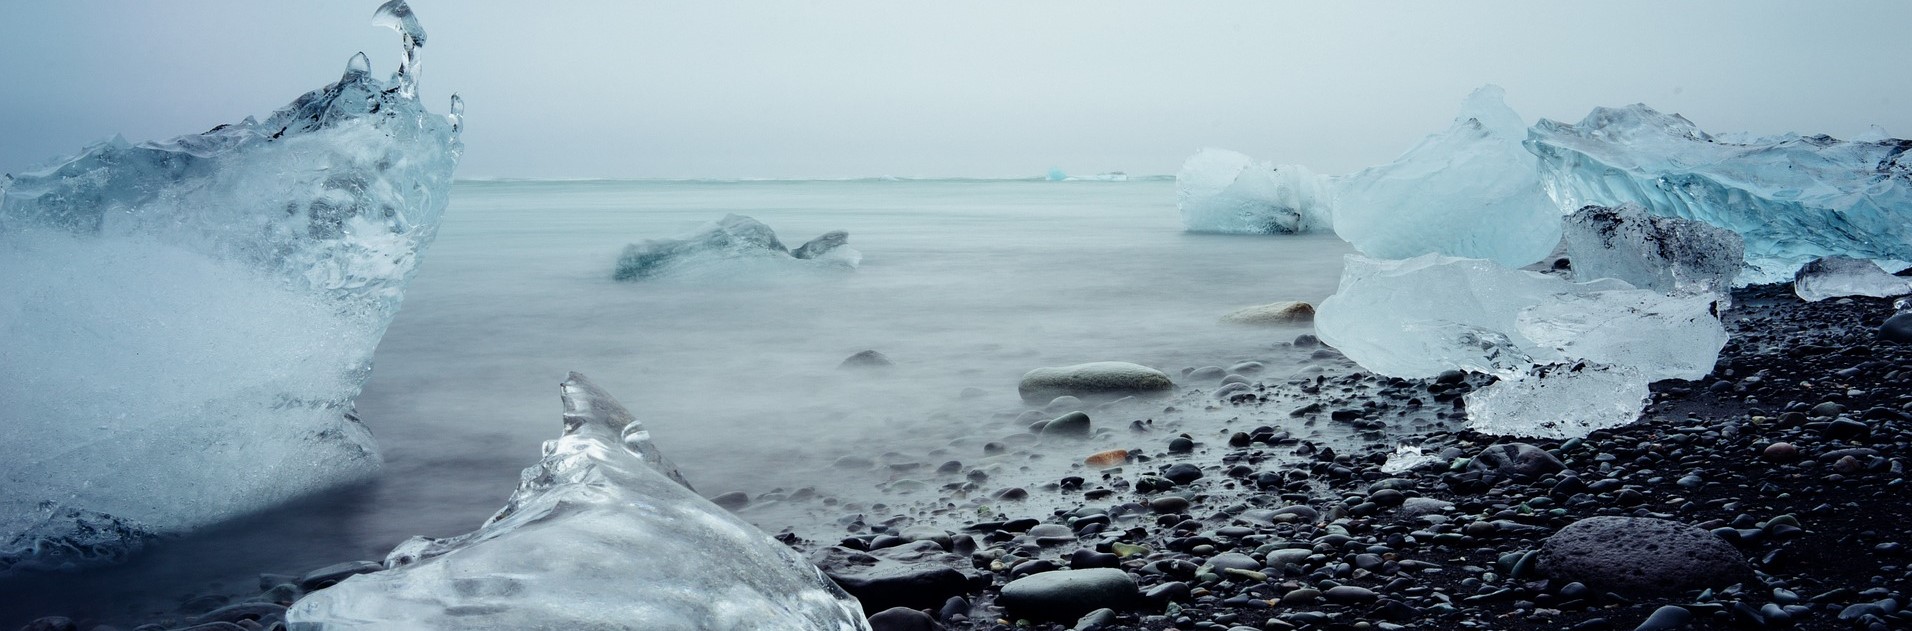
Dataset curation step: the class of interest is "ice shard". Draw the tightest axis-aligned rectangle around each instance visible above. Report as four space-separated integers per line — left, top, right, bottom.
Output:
1793 256 1912 302
1561 204 1744 300
1332 86 1562 267
1176 148 1333 235
1527 103 1912 284
0 0 460 574
284 373 871 631
613 214 858 281
1316 254 1725 438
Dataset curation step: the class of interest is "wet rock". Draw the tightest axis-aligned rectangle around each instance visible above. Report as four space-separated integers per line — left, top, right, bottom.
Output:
1880 312 1912 343
710 491 750 511
998 568 1138 621
1019 362 1174 404
812 541 978 613
1470 443 1564 479
1219 301 1315 326
839 350 894 369
867 606 945 631
1540 516 1753 594
296 560 383 591
1040 412 1093 440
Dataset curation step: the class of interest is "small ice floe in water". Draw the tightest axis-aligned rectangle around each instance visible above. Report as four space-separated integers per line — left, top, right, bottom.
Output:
1528 102 1912 284
1562 204 1744 301
1379 444 1441 474
613 214 859 281
284 373 870 630
1333 85 1562 267
1316 254 1725 438
0 0 459 575
1793 256 1912 302
1176 148 1333 235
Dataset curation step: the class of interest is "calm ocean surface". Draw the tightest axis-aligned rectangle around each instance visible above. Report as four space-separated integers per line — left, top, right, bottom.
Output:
2 178 1354 624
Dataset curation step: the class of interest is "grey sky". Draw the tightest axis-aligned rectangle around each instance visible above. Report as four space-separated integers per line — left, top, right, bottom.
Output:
1 1 1906 180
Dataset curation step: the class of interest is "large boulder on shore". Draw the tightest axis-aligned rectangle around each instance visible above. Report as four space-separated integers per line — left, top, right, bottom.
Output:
998 568 1138 621
1539 516 1753 594
1018 362 1174 404
1219 301 1315 326
811 541 978 614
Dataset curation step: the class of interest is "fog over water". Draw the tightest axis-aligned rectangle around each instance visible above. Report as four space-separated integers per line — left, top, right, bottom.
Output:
2 1 1909 179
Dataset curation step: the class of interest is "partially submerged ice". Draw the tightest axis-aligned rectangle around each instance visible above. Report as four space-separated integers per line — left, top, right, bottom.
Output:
1332 86 1562 267
1793 256 1912 302
285 373 871 631
613 214 860 281
1316 254 1726 437
0 0 460 574
1561 204 1744 299
1176 148 1333 234
1527 104 1912 284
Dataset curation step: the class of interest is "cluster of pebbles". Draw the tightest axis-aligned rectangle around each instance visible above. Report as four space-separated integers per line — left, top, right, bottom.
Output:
15 284 1912 631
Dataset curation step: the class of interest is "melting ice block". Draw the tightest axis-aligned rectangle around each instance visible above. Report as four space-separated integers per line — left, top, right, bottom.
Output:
1316 254 1725 437
1793 256 1912 302
1332 86 1562 267
285 373 871 631
1176 148 1333 234
1528 104 1912 284
614 214 859 281
0 0 460 574
1562 204 1744 300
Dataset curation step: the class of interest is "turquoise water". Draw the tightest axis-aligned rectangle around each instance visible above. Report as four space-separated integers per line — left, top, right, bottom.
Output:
1 178 1353 624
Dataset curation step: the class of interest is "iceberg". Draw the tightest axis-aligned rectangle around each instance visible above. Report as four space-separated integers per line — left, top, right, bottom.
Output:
1316 254 1725 437
613 214 859 281
1332 86 1562 267
1793 255 1912 302
285 373 870 631
0 0 460 574
1527 103 1912 284
1176 148 1333 235
1561 204 1744 300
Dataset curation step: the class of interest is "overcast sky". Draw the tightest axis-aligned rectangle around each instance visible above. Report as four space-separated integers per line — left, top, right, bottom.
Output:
1 1 1906 180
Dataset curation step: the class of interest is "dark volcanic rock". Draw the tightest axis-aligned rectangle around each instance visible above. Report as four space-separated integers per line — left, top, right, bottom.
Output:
1039 411 1093 440
1469 442 1564 479
998 568 1138 621
812 541 978 613
1539 516 1753 595
867 606 945 631
1880 311 1912 343
840 350 894 369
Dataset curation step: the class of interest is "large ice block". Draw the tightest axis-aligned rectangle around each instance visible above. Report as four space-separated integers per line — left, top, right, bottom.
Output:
1176 148 1333 235
1562 204 1744 300
1527 104 1912 284
1332 86 1562 267
1316 254 1726 438
285 373 871 631
0 0 460 574
1793 256 1912 302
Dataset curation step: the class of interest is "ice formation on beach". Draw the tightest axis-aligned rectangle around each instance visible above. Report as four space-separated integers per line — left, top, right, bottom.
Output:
1527 104 1912 284
1317 254 1725 437
1332 86 1561 267
1561 204 1744 300
1176 148 1333 234
285 373 870 631
1793 256 1912 302
613 214 859 281
0 0 460 574
1462 362 1651 439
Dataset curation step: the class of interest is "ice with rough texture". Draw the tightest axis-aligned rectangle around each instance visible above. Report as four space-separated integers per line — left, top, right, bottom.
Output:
1316 254 1726 438
1527 103 1912 284
613 214 859 281
285 373 871 631
0 0 460 574
1176 148 1333 234
1332 86 1562 267
1793 256 1912 302
1463 362 1651 439
1562 204 1744 300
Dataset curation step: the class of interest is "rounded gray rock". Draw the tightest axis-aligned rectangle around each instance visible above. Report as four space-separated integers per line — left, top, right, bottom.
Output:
1539 516 1753 595
1040 412 1093 439
998 568 1138 621
1470 442 1564 479
1019 362 1173 404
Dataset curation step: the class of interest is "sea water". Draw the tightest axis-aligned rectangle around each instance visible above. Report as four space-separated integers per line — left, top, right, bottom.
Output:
1 178 1352 624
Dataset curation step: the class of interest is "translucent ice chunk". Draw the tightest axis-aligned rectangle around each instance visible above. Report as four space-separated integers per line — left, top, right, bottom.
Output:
1793 256 1912 302
1527 103 1912 284
371 0 425 96
1463 362 1651 439
613 214 857 281
285 373 870 631
1176 148 1333 234
1562 204 1744 301
0 3 459 574
1332 86 1562 266
1379 444 1440 474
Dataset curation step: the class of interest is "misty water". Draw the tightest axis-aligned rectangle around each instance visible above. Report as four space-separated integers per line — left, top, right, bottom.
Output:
1 178 1356 625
